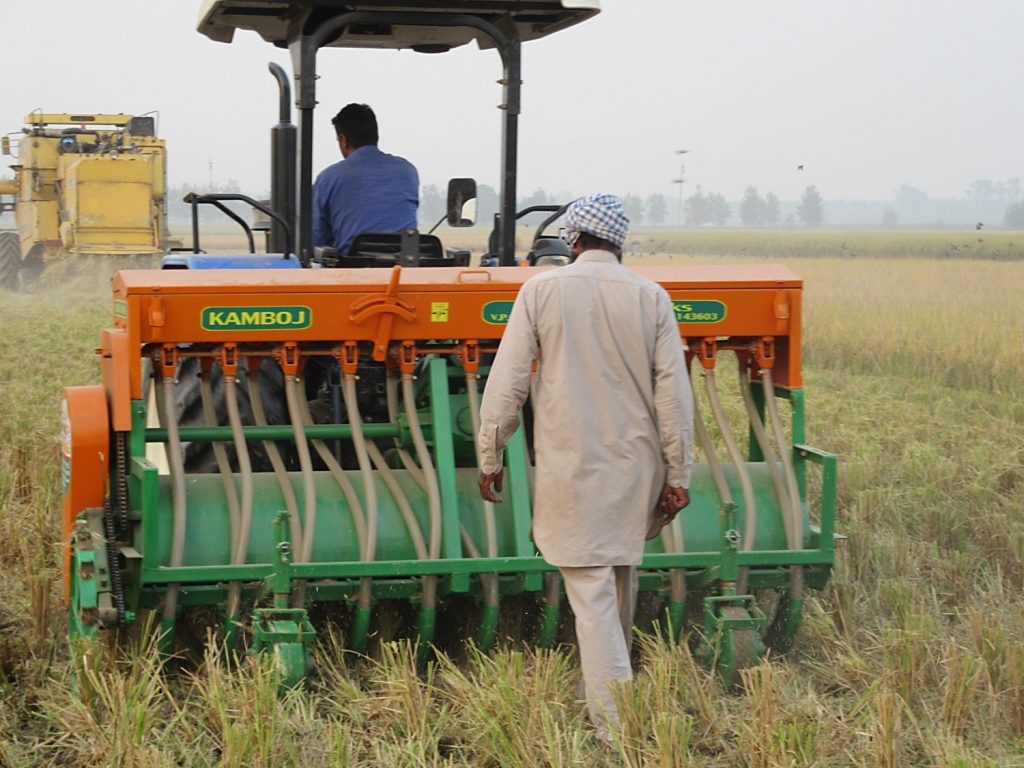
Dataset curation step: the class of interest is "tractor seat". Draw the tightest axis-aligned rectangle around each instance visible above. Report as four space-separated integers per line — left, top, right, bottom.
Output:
315 231 468 268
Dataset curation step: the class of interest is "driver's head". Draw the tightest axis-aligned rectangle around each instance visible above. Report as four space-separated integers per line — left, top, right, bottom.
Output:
561 193 630 260
332 103 379 158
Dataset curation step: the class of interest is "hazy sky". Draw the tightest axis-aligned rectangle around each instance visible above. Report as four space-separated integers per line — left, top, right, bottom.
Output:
3 1 1023 204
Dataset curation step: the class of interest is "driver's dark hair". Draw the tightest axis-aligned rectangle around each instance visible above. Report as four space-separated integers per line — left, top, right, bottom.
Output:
332 103 378 148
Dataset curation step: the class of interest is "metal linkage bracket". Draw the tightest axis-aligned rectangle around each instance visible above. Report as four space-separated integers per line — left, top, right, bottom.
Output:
249 512 315 690
70 509 129 634
702 593 767 688
349 266 416 362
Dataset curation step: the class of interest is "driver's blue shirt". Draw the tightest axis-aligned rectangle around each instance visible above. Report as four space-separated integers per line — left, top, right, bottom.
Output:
312 145 419 255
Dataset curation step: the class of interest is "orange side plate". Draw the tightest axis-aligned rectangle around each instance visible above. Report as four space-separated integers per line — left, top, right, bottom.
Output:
62 386 109 600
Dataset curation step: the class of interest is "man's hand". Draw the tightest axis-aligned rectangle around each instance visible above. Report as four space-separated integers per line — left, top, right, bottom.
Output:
658 485 690 522
478 469 505 503
646 484 690 540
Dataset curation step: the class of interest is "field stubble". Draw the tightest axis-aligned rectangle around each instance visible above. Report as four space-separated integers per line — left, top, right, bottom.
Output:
0 241 1022 766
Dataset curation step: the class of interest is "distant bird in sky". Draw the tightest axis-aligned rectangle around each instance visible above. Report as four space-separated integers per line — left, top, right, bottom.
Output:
797 164 805 171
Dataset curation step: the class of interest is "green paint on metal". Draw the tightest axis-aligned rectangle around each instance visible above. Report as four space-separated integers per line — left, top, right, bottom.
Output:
67 547 99 642
248 513 315 691
428 357 468 592
477 603 499 652
703 596 767 688
666 600 686 643
114 299 128 318
224 615 241 651
93 353 838 690
672 300 726 323
417 606 436 664
538 603 560 649
200 305 312 331
158 617 176 656
748 382 766 462
140 547 834 586
272 642 309 691
350 607 372 653
506 428 533 558
481 300 515 325
145 423 402 443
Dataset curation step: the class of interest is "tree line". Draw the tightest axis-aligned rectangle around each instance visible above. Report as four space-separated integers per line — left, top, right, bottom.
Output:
165 177 1024 231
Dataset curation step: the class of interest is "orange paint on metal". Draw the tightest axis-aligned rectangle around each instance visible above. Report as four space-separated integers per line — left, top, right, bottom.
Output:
100 328 132 432
756 337 776 370
218 343 239 377
62 386 109 600
108 262 804 390
349 265 416 361
339 341 359 375
279 342 301 376
697 338 718 370
459 340 481 374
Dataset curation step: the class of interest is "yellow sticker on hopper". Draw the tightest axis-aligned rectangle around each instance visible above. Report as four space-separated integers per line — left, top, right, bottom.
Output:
431 302 450 322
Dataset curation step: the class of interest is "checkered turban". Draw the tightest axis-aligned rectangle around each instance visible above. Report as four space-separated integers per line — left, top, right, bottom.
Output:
561 192 630 248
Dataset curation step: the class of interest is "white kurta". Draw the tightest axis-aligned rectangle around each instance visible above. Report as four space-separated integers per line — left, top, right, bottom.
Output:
478 250 695 567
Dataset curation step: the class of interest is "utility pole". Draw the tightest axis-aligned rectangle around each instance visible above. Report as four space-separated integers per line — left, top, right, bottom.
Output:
672 149 689 227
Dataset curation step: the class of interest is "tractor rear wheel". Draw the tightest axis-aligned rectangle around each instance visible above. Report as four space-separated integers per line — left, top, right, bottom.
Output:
0 232 19 291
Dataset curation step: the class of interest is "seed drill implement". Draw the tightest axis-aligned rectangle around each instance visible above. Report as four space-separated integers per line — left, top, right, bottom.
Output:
61 1 837 687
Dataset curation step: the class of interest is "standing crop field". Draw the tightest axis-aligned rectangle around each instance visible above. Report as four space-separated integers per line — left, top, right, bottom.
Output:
0 241 1022 766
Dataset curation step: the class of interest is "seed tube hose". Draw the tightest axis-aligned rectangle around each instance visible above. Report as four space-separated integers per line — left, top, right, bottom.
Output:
199 368 240 555
384 367 442 650
464 371 500 650
761 369 804 599
247 364 302 551
295 391 371 641
296 394 366 551
386 371 427 489
739 364 790 549
343 373 379 652
703 367 756 572
284 374 317 566
160 375 187 648
402 373 442 627
223 368 254 645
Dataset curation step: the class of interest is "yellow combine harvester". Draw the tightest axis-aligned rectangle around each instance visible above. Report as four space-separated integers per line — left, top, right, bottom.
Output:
0 113 171 290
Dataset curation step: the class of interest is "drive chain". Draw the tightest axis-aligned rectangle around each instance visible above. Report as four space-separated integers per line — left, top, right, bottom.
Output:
104 431 130 627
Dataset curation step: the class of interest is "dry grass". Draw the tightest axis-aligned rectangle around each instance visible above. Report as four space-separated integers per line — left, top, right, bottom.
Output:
0 235 1023 765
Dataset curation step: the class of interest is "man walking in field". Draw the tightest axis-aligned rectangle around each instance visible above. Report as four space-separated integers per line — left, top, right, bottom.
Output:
476 193 695 743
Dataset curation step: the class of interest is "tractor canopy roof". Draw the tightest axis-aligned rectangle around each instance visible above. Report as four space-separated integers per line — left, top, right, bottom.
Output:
198 1 600 50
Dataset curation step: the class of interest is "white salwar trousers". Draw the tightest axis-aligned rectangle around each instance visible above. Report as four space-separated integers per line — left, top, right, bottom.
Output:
560 565 638 737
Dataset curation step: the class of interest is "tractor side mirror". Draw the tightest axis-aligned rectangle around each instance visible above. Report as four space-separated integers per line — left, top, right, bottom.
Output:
446 177 477 227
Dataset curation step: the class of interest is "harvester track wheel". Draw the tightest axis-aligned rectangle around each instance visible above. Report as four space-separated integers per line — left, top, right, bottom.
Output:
0 232 19 291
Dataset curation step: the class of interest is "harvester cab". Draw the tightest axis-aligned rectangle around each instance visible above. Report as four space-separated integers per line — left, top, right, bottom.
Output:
0 113 171 290
61 0 837 689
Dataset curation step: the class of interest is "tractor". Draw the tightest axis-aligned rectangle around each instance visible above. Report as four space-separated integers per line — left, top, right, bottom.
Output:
61 0 837 688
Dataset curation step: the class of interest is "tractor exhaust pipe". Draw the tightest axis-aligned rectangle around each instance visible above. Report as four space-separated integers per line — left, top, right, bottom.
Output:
268 62 296 256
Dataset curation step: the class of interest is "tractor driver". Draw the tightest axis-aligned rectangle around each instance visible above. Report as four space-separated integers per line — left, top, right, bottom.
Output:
312 103 419 256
